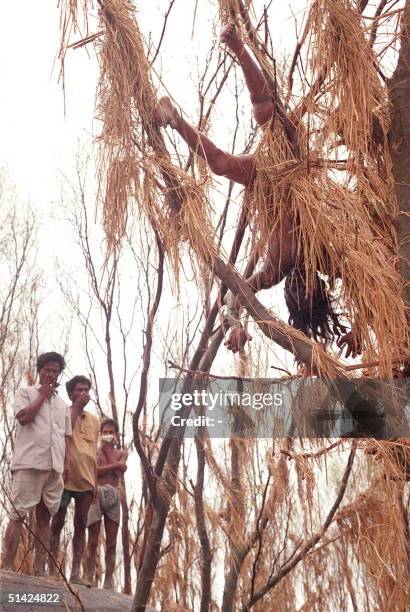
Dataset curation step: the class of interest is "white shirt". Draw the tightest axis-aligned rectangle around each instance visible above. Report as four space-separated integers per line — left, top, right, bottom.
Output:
11 385 72 474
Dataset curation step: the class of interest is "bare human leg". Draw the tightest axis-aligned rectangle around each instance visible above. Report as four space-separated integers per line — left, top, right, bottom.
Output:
49 506 67 576
220 23 275 126
221 22 300 156
34 500 51 576
103 516 119 590
86 521 101 582
85 520 101 585
71 493 93 582
155 97 255 186
1 518 24 571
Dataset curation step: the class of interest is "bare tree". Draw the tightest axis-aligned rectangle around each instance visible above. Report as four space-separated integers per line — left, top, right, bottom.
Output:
58 157 142 592
0 175 42 568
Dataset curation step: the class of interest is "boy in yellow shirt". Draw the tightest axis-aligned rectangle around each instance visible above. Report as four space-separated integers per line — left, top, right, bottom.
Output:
49 375 99 585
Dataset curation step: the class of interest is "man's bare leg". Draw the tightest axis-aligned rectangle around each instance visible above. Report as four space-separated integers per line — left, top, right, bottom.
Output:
155 97 255 186
34 501 51 576
85 520 101 584
220 23 275 126
49 506 67 576
103 517 119 590
70 493 93 583
1 518 24 570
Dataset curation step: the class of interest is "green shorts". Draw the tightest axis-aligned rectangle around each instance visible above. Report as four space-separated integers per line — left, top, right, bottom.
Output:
58 489 93 511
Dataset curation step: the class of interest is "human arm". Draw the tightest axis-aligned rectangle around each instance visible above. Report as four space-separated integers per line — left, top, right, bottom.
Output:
63 405 72 480
63 436 71 481
98 441 128 476
70 392 90 429
97 445 127 474
91 463 99 502
118 449 128 462
63 405 72 481
224 291 253 353
97 461 127 475
16 394 47 426
15 378 55 426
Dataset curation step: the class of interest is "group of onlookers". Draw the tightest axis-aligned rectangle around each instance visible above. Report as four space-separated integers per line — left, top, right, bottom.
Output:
1 351 128 590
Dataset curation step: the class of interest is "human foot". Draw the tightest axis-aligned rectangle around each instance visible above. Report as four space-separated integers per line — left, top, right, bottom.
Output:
220 22 244 53
33 559 46 577
70 575 92 588
154 96 179 129
103 579 114 590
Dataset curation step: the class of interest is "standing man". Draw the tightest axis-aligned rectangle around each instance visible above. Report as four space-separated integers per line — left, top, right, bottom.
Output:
49 375 99 585
1 352 71 576
85 419 128 590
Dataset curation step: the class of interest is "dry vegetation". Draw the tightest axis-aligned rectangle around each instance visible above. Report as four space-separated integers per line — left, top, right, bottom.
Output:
1 1 409 611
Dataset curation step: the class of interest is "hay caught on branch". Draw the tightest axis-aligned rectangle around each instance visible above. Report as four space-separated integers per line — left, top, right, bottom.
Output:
336 481 410 608
60 0 407 372
61 0 219 276
58 0 349 375
98 0 220 271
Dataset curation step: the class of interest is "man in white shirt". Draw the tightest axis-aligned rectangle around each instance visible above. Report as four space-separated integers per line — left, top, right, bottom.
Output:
1 352 72 575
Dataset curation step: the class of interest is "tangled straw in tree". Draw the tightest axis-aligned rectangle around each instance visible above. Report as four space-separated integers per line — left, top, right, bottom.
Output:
61 0 219 278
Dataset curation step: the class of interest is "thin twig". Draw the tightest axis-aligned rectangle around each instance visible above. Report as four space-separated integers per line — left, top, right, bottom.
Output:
281 439 344 460
168 360 292 382
344 353 410 371
370 0 389 47
150 0 177 65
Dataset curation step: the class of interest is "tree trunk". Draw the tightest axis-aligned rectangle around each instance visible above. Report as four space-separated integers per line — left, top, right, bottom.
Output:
120 478 132 594
389 0 410 322
194 435 212 612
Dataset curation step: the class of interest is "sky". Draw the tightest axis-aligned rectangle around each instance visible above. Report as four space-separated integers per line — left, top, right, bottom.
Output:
0 3 95 206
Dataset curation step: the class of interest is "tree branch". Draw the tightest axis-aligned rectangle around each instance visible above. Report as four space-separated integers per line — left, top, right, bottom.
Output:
241 446 356 610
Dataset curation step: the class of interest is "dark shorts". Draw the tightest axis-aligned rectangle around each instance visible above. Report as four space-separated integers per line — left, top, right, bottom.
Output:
58 489 93 512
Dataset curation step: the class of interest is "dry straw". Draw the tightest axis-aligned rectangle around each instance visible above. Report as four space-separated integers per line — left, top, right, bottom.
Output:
336 480 410 608
61 0 219 278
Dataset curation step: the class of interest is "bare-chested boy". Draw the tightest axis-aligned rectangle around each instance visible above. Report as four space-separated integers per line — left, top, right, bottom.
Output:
85 419 128 590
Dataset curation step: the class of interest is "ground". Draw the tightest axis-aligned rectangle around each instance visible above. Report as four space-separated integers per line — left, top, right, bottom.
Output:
0 570 158 611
